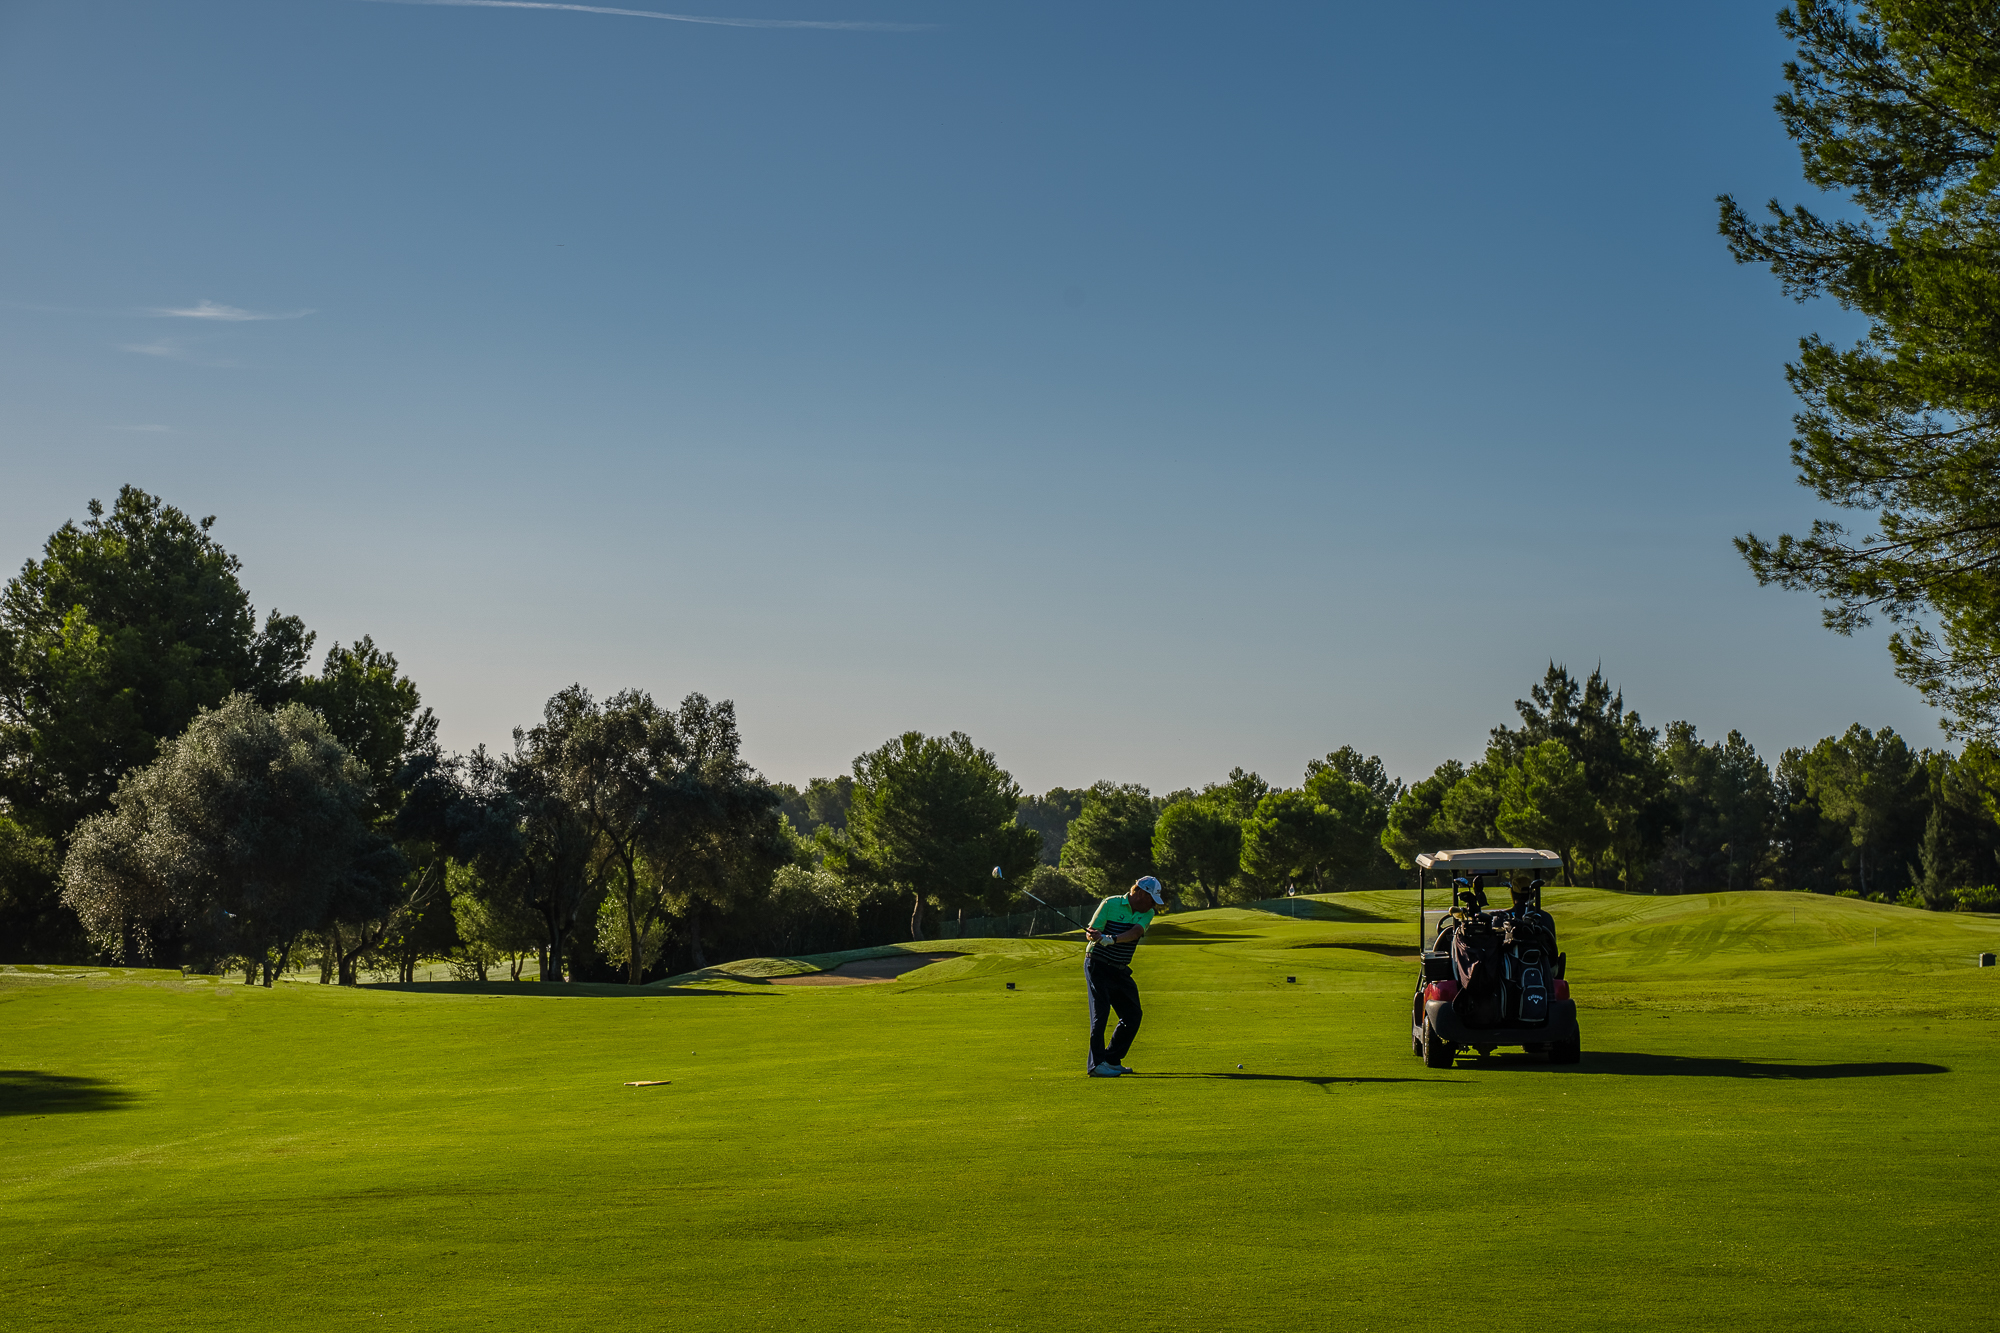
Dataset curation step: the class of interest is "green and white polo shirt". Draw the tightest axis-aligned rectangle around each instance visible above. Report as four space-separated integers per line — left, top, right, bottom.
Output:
1087 895 1155 969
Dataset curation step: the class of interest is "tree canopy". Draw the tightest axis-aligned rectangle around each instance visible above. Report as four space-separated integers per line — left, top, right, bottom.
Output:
1495 740 1604 886
0 486 311 839
832 731 1040 940
1151 799 1242 909
1720 0 2000 739
1057 782 1160 890
293 636 435 820
60 694 393 979
1016 787 1085 865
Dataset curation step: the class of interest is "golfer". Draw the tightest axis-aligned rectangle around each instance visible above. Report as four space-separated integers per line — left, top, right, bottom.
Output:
1085 875 1163 1077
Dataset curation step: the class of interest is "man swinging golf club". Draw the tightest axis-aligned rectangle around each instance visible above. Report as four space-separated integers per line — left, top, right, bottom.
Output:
1085 875 1164 1077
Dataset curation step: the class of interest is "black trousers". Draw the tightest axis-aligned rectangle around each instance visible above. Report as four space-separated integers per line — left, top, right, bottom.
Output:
1085 955 1142 1070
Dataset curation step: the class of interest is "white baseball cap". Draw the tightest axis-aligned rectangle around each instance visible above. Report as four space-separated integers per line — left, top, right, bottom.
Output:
1132 876 1164 907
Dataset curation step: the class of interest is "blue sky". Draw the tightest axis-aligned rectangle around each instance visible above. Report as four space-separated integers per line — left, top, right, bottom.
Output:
0 0 1941 793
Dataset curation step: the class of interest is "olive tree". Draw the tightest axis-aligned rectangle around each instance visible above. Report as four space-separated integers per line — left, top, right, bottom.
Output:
643 694 791 971
61 694 390 980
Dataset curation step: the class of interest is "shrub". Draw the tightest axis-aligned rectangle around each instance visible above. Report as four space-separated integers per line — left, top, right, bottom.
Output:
1953 885 2000 913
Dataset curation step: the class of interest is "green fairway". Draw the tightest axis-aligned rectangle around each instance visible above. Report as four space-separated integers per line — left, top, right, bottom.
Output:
4 891 1997 1332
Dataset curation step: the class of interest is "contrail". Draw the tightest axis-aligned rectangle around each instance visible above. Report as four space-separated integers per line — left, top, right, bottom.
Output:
148 300 314 321
364 0 935 30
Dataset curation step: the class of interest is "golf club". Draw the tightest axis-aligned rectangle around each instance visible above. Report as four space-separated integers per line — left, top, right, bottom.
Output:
993 865 1090 934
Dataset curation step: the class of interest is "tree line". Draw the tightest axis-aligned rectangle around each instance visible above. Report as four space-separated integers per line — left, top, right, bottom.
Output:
4 489 1998 986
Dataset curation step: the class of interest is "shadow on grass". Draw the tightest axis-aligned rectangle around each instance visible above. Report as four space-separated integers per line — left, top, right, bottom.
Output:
0 1070 137 1116
1243 900 1397 924
1475 1051 1949 1079
1144 925 1266 944
1133 1072 1465 1088
1294 942 1422 959
361 981 773 998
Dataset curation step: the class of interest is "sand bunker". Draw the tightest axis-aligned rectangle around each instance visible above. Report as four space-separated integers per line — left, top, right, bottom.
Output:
769 952 963 986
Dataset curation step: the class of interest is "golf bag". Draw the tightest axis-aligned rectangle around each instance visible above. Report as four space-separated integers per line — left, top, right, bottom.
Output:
1440 907 1559 1031
1449 914 1505 1030
1499 913 1556 1026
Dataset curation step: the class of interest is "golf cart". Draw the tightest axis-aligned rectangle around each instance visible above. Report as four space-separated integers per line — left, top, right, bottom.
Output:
1410 848 1580 1067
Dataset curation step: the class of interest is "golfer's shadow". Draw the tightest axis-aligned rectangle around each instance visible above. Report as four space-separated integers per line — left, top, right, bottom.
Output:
1133 1072 1466 1088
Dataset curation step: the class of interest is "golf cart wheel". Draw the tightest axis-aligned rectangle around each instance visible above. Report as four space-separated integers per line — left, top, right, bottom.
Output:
1422 1022 1454 1068
1550 1038 1580 1065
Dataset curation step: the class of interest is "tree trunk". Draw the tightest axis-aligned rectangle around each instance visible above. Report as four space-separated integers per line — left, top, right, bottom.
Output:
624 888 645 986
319 936 334 984
910 891 925 941
533 884 562 985
610 851 646 986
339 929 374 986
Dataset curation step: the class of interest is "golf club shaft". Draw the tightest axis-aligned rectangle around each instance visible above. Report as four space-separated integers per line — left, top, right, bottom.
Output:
1021 890 1088 933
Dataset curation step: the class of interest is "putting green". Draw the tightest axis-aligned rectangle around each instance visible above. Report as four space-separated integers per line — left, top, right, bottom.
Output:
3 890 1996 1331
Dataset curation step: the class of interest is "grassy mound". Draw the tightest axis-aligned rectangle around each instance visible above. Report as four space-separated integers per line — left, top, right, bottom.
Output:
2 891 1994 1331
653 935 1080 990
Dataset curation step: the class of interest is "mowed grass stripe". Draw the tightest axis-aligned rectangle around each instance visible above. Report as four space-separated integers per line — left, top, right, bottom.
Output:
2 890 1994 1330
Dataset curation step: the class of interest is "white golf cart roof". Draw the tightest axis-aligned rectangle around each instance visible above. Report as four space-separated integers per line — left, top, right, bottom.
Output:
1414 847 1563 873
